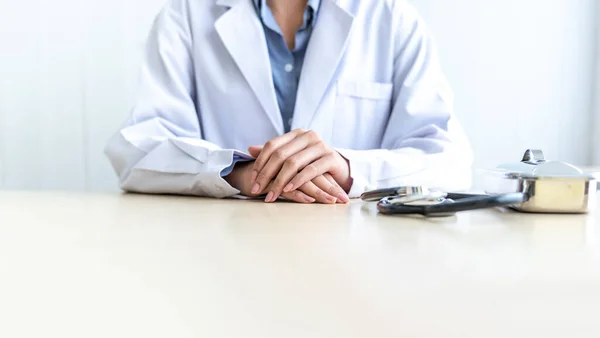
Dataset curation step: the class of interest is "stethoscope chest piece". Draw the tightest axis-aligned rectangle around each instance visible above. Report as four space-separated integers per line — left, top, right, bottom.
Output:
363 187 529 217
360 186 433 202
381 191 448 206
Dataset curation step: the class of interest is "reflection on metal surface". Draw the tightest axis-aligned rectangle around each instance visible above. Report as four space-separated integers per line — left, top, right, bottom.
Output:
360 186 430 202
511 178 597 214
486 149 598 214
383 192 447 206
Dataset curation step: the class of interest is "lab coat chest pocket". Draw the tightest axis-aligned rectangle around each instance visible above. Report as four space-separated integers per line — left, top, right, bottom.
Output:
333 80 394 148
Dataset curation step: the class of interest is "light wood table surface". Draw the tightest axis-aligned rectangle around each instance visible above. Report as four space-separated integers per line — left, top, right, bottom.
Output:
1 191 599 338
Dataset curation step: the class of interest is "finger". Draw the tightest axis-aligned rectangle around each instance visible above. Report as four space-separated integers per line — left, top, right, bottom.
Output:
248 145 263 158
285 155 336 193
268 144 329 201
280 189 316 204
281 144 330 193
256 143 312 199
251 129 305 182
312 175 346 204
298 180 338 204
253 131 322 196
250 131 304 193
322 174 350 204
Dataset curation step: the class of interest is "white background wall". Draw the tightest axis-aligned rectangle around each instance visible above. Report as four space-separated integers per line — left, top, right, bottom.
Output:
0 0 597 191
594 0 600 164
0 0 166 191
416 0 597 169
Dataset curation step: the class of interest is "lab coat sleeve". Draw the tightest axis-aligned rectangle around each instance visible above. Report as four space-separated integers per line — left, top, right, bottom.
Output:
104 1 242 198
337 1 473 198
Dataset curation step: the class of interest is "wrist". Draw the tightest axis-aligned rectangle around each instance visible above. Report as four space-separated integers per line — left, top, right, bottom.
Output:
224 163 244 189
224 161 253 192
334 153 353 193
340 160 354 193
224 169 238 189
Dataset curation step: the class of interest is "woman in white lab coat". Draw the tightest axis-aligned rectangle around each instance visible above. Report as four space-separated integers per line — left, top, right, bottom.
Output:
105 0 473 204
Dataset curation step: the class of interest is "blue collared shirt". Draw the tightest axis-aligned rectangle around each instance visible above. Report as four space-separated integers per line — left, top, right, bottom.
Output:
253 0 321 133
222 0 320 177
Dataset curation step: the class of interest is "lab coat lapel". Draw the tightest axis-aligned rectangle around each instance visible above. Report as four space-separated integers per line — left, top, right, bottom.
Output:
293 0 354 129
215 0 284 134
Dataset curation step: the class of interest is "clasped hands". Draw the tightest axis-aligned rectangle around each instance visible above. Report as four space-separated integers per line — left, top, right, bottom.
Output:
225 129 353 204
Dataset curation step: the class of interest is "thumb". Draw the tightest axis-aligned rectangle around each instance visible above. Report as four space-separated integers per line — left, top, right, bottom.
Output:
248 145 263 158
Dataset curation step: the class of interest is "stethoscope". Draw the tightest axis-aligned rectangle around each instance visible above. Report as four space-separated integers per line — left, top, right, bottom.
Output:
361 186 528 217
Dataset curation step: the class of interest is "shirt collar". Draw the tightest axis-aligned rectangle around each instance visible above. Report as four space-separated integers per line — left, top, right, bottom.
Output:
252 0 321 28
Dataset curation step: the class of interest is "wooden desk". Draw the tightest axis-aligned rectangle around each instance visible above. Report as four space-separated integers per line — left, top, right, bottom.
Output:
1 191 599 338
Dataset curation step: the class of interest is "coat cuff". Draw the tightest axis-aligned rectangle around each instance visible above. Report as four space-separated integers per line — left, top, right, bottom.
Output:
209 149 251 197
220 154 252 177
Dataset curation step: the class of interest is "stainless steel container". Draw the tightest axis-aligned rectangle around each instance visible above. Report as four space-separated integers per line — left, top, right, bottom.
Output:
484 149 598 214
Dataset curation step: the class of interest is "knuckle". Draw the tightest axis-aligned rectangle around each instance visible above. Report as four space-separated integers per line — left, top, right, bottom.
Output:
273 149 286 161
257 171 269 180
273 177 285 189
306 164 319 174
307 130 318 139
292 191 305 203
284 157 299 170
264 140 275 151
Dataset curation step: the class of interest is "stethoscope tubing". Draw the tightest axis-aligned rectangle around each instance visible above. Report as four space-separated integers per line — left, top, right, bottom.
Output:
376 192 529 216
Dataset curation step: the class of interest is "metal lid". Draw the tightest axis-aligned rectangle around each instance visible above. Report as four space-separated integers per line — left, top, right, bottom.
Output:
495 149 596 179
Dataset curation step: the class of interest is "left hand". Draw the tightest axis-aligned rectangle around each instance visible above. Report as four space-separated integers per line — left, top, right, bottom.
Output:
249 129 353 203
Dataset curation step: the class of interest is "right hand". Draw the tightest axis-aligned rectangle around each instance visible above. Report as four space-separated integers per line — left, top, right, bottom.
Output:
225 162 345 204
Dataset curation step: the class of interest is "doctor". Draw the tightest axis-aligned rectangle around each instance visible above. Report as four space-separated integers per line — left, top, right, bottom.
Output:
105 0 473 204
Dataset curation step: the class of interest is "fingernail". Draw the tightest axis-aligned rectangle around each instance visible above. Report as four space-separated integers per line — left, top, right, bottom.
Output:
305 196 316 203
251 171 258 183
265 191 274 203
251 183 260 194
338 193 350 203
283 183 294 192
326 195 337 204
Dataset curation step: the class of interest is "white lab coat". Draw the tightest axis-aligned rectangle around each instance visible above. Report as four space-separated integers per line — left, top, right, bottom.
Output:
105 0 473 198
